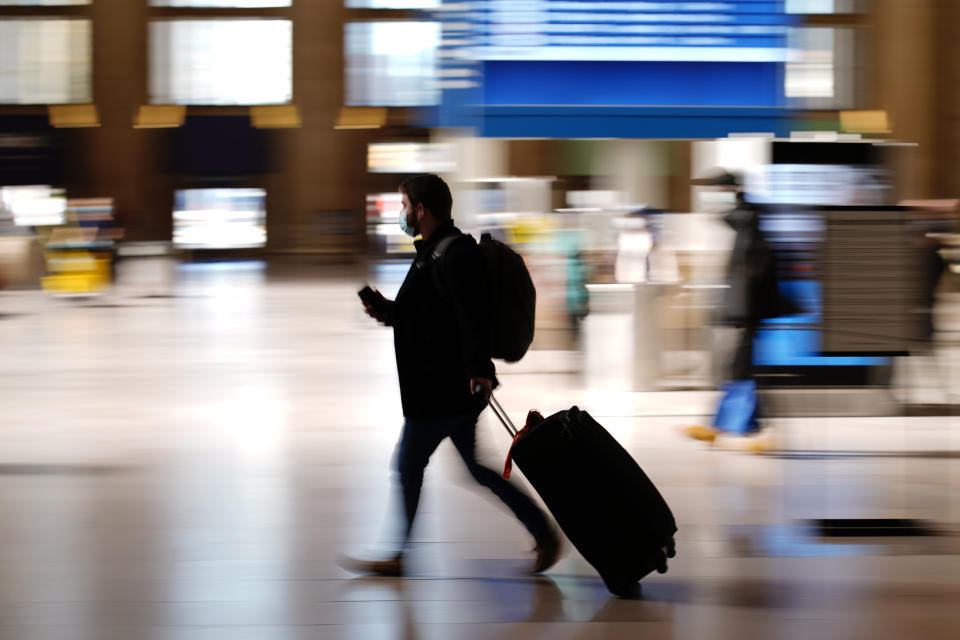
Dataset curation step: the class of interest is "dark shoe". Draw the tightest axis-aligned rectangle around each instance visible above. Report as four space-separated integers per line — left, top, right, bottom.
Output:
338 553 404 577
608 580 642 599
530 531 562 574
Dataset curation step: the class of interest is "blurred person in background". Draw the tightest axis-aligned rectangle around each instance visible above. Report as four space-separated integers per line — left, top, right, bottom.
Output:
557 215 591 339
341 174 560 577
683 170 796 451
613 208 679 285
613 211 653 284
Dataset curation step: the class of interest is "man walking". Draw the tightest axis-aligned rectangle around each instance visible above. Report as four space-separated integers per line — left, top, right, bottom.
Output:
346 174 561 576
683 170 796 451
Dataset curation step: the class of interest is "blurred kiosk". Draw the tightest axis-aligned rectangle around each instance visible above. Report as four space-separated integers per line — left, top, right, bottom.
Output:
585 282 664 391
580 199 668 391
115 242 181 298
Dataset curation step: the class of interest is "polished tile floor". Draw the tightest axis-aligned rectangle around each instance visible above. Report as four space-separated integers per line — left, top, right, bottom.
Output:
1 260 959 639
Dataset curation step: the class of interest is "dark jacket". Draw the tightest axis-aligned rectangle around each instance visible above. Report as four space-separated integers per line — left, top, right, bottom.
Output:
384 221 496 418
721 202 795 327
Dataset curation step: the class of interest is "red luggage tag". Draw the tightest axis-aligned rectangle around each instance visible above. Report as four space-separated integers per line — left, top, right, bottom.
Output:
503 410 543 479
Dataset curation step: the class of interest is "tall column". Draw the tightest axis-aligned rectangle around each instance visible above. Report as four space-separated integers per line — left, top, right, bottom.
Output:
872 0 936 198
81 0 150 239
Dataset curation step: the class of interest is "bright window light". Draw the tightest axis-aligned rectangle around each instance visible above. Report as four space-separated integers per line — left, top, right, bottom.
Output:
786 27 835 99
346 0 439 7
0 1 89 5
150 20 292 105
0 19 91 104
150 1 291 6
345 21 440 107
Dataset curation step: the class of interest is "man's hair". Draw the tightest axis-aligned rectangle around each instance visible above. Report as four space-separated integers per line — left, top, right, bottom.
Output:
399 174 452 221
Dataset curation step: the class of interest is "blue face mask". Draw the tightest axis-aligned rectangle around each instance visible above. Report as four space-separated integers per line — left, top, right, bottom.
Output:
399 208 417 238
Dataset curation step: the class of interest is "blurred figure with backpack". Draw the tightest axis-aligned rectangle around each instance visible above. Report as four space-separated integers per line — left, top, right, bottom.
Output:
342 174 560 577
683 170 797 451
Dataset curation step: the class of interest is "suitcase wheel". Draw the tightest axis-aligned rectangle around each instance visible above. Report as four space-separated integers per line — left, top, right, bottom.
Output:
655 554 668 574
665 537 677 558
655 538 676 574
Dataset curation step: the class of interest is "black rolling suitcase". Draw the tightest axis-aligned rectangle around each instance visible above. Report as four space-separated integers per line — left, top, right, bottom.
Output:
488 393 677 596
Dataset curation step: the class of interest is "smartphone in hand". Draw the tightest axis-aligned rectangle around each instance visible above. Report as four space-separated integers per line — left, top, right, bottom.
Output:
358 285 388 318
358 285 379 308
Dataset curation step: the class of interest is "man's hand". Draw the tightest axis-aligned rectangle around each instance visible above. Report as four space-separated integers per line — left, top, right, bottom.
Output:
361 289 390 324
363 303 387 323
470 377 493 399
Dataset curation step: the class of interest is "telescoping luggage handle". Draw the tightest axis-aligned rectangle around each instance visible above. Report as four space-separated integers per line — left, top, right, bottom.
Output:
477 386 529 479
478 385 517 437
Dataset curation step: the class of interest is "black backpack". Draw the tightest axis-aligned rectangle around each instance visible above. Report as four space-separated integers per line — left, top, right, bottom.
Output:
430 232 536 363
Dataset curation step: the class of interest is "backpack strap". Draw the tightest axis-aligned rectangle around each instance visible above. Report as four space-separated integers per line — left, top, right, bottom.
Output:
413 233 460 302
431 234 459 263
427 234 459 303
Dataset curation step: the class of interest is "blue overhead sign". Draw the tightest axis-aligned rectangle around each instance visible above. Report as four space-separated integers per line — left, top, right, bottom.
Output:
474 1 793 62
430 0 799 138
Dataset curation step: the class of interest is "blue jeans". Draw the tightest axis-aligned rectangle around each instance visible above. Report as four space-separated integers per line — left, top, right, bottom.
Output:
395 408 550 549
